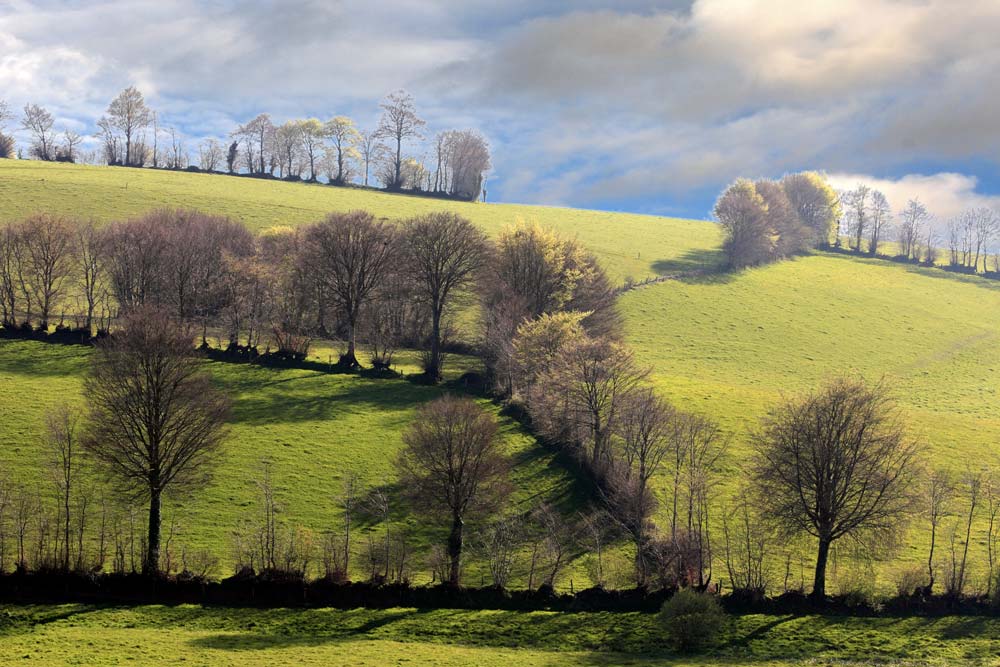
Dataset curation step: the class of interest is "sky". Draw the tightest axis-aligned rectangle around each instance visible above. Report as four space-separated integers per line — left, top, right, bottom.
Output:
2 0 999 223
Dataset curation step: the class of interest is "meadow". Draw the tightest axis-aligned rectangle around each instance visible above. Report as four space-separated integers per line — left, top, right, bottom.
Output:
4 603 1000 666
0 159 722 283
0 339 591 585
3 160 1000 661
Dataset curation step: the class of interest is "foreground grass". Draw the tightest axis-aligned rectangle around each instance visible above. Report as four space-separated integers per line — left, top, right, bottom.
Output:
0 339 586 583
0 160 722 282
3 603 1000 666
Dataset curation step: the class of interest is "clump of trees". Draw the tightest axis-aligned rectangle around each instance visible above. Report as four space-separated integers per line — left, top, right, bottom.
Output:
714 172 840 269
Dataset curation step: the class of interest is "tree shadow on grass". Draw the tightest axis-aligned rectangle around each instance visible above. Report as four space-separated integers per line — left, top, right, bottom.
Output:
651 248 725 275
0 340 91 378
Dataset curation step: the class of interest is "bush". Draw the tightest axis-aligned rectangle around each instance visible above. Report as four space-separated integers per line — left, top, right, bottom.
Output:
658 588 726 652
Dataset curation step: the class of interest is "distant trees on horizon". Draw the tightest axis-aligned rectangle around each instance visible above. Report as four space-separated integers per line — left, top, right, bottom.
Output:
0 88 492 202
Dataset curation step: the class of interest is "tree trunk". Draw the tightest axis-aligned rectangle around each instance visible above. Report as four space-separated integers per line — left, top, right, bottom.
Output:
428 306 442 381
342 318 359 368
144 489 161 576
448 513 464 586
812 536 831 600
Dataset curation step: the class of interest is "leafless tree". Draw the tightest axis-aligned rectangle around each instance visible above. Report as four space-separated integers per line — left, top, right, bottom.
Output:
756 179 809 257
402 212 490 380
924 468 953 594
898 199 930 260
0 223 24 327
59 130 83 163
233 114 274 175
780 172 841 247
436 129 491 200
21 103 56 161
476 515 523 588
83 307 230 575
45 405 83 571
752 378 919 599
722 489 770 597
273 121 303 178
533 337 648 474
946 469 981 597
357 129 384 187
376 90 425 189
198 139 224 172
397 396 509 585
325 117 359 184
607 387 674 585
303 211 395 367
843 184 872 252
715 179 775 268
18 214 76 328
868 190 892 256
104 87 152 167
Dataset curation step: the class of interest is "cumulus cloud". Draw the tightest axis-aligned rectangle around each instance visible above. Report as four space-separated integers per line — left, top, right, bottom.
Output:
2 0 999 216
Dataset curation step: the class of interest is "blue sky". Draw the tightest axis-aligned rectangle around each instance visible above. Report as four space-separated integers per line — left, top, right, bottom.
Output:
2 0 999 223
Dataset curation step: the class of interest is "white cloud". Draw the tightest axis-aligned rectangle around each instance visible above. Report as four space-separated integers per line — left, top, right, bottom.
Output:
826 172 1000 224
2 0 999 212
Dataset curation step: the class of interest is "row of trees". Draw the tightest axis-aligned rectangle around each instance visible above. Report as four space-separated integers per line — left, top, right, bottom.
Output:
830 183 999 273
3 88 491 201
713 172 841 269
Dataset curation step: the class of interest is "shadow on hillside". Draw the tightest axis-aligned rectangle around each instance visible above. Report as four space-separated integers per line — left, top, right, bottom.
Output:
0 340 91 377
222 371 441 426
821 250 1000 293
652 247 725 276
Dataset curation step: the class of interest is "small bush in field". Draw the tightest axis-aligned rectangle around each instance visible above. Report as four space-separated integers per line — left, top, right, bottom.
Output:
658 588 726 652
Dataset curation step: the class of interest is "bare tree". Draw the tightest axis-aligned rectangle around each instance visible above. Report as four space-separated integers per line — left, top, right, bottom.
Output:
946 470 981 597
298 119 326 181
397 396 509 585
924 468 953 594
533 337 648 474
18 214 75 328
357 129 384 187
868 190 892 256
436 130 491 200
402 212 490 380
83 307 230 575
104 87 152 167
476 515 523 589
325 116 360 184
304 211 395 367
607 387 674 585
21 103 56 161
376 90 425 189
59 130 83 163
898 199 930 260
714 179 775 268
233 114 274 175
752 378 918 600
198 139 224 172
780 172 840 247
45 405 83 571
843 184 872 252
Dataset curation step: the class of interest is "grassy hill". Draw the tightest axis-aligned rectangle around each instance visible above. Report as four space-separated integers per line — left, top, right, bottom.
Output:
3 160 1000 592
0 160 721 283
0 340 587 584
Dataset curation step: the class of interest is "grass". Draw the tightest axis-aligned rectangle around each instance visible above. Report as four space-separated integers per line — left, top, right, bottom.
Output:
5 603 1000 665
0 159 722 282
0 339 589 584
623 251 1000 587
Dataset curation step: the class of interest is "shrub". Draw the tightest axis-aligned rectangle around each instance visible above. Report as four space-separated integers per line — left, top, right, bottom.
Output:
658 588 726 652
894 565 926 598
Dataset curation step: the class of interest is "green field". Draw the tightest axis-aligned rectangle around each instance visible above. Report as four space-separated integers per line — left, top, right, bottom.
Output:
0 340 588 584
4 603 1000 666
4 160 1000 661
0 159 722 283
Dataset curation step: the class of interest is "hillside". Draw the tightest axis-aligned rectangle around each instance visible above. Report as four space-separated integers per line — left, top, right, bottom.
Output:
3 161 999 590
0 160 722 283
